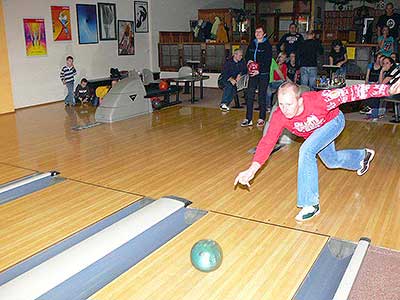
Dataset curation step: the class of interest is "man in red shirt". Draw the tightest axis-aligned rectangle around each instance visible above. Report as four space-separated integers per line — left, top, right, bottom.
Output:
234 80 400 221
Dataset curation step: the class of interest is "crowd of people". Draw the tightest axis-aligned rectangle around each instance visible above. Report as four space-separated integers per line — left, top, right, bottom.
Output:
219 2 400 127
229 2 400 222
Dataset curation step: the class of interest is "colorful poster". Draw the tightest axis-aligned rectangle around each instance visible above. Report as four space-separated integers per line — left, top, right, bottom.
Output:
118 20 134 55
76 4 98 44
51 6 72 41
23 18 47 56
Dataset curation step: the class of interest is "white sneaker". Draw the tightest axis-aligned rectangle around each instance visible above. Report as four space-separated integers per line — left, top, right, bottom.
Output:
240 119 253 127
220 103 230 111
295 205 320 222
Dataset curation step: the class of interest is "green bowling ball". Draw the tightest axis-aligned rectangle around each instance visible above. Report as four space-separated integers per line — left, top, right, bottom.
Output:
190 239 223 272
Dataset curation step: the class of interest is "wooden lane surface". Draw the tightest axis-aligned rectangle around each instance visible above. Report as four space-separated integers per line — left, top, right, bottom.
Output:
0 180 142 272
0 103 399 249
0 163 32 185
92 212 328 300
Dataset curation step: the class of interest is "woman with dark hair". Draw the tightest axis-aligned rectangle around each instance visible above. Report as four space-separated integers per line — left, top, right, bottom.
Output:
380 56 400 120
380 56 399 84
390 52 399 65
362 53 384 121
329 40 347 77
378 26 395 57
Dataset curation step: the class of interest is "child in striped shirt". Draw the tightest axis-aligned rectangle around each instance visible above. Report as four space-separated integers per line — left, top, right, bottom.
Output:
60 56 77 106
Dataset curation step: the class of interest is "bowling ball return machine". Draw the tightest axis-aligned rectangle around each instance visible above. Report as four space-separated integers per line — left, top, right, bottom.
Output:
95 70 180 123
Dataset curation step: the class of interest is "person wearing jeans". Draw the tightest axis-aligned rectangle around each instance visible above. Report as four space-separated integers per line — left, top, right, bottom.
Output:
296 31 323 90
65 81 75 106
297 111 364 207
235 81 400 221
300 67 318 90
363 53 383 121
219 49 247 111
60 56 77 106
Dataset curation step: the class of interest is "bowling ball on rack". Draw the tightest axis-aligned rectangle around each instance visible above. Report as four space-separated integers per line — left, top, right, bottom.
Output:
190 239 223 272
151 97 163 110
159 80 169 91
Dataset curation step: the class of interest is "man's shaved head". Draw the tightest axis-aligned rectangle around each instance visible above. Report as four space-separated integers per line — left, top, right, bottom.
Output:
277 82 304 119
277 82 301 99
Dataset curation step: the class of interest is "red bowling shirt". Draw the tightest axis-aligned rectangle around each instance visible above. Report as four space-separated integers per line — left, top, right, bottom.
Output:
253 84 391 165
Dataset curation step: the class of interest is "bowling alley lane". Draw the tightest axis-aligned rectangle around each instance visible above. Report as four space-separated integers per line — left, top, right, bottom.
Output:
0 180 142 272
91 212 328 300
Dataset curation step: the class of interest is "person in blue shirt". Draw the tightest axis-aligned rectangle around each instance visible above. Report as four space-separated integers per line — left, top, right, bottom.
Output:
219 49 247 111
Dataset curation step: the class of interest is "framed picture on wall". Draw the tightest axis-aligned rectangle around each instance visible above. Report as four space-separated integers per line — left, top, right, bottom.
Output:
23 18 47 56
76 4 98 44
51 6 72 41
118 20 135 55
134 1 148 33
98 3 117 40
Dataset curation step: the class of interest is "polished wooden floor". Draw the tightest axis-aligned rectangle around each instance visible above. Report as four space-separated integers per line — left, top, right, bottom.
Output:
0 172 141 272
92 213 327 300
0 101 399 298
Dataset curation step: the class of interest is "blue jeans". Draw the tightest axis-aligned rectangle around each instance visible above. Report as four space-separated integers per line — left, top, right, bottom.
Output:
300 67 317 90
297 111 365 207
266 80 284 108
65 81 75 105
366 97 381 118
220 81 236 105
335 66 346 78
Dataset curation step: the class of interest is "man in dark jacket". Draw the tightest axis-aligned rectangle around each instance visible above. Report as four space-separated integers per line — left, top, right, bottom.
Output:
219 49 247 111
242 25 272 127
377 2 400 52
296 30 324 90
277 23 304 55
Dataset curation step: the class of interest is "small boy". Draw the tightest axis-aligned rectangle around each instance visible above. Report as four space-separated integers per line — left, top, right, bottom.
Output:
74 78 90 105
60 56 77 106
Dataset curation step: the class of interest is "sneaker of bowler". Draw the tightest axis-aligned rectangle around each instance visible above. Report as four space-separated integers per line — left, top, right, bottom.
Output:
357 149 375 176
240 119 253 127
220 103 230 111
295 204 320 222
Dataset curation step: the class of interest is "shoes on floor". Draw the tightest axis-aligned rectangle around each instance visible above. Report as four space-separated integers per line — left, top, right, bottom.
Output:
359 106 372 114
240 119 253 127
219 103 230 111
256 119 265 127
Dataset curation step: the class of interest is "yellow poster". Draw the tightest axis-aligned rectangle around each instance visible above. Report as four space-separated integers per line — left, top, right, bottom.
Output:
23 19 47 56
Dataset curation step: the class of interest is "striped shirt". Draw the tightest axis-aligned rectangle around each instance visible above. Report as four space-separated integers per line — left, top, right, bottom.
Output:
388 65 400 85
60 65 76 83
